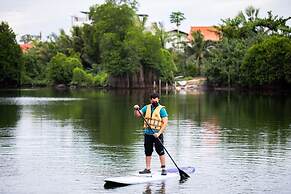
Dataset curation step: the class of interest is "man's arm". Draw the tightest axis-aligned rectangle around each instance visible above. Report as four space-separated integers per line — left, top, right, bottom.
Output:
153 107 168 138
134 109 142 118
154 117 168 138
134 105 145 118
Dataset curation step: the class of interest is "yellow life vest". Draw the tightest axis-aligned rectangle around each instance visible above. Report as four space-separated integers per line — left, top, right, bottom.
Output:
143 104 165 130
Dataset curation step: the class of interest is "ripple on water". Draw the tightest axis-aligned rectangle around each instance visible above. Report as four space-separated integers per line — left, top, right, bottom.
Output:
0 97 84 105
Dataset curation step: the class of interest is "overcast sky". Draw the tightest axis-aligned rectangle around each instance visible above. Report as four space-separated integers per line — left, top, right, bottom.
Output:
0 0 290 41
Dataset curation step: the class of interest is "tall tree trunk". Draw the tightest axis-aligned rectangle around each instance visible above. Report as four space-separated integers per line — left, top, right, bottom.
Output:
108 67 158 88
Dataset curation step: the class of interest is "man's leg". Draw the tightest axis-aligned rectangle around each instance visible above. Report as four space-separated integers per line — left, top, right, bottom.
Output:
139 134 153 174
146 156 152 170
155 134 167 175
159 154 165 167
145 134 154 169
159 154 167 175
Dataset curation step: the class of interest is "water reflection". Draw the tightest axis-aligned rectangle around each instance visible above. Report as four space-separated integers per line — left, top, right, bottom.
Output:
0 105 20 130
164 91 291 146
143 182 165 194
28 92 140 146
0 97 84 105
0 89 291 193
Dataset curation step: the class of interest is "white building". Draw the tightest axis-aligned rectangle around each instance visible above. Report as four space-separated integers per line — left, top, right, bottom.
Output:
166 29 189 52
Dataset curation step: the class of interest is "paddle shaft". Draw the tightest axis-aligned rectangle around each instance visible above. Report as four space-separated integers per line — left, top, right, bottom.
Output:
137 109 182 172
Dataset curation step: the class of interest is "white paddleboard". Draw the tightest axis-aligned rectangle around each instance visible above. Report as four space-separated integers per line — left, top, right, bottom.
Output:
104 166 195 186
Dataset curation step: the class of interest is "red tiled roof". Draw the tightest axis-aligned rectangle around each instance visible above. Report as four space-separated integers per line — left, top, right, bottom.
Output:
19 43 33 52
188 26 220 41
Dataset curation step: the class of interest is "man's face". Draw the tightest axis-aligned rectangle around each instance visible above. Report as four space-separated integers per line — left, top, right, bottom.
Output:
151 97 159 104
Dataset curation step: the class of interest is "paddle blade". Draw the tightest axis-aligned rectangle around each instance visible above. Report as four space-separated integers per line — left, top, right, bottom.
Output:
178 168 190 180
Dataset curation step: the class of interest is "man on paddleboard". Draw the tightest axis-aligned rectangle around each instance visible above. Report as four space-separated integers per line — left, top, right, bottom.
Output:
134 93 168 176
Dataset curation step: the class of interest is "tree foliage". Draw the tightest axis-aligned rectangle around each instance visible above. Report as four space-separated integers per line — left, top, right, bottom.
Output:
17 1 174 88
48 53 82 84
0 22 22 86
151 22 168 49
185 31 214 76
170 11 186 30
87 1 174 85
242 36 291 86
159 49 177 82
204 7 291 88
89 2 141 76
205 38 247 87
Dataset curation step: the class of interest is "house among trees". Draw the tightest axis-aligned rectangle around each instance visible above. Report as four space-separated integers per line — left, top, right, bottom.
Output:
19 43 33 53
166 26 220 51
71 11 90 26
166 29 189 51
188 26 220 41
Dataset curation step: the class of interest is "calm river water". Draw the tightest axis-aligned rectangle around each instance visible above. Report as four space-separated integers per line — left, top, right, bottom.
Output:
0 88 290 194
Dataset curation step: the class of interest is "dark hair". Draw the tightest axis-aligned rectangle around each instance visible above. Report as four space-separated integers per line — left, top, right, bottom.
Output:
150 93 160 99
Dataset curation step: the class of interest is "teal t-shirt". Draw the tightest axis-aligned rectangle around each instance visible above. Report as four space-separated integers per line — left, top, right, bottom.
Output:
141 104 168 135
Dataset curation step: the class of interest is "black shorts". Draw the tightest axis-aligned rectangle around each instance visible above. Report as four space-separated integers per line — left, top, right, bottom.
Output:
144 134 165 156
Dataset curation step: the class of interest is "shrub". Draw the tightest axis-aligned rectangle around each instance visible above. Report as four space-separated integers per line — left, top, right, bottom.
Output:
48 53 82 85
94 71 108 87
242 36 291 86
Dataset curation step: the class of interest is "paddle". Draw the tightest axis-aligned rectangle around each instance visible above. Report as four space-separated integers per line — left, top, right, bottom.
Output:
136 109 190 180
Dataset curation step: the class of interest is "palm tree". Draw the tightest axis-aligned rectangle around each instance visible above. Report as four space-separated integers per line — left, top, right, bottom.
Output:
185 31 213 75
245 6 259 21
236 6 259 23
170 11 186 50
170 11 186 31
151 22 169 49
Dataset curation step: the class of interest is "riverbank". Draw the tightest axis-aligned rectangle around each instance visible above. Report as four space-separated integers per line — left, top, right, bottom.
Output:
1 76 291 94
175 77 207 91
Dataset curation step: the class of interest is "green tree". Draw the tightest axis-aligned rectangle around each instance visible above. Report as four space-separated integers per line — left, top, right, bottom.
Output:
219 6 261 40
20 34 34 44
170 11 186 51
159 49 177 82
72 67 87 85
89 2 137 76
54 29 73 56
88 1 175 87
15 1 176 88
71 67 96 87
48 53 82 85
256 11 291 36
105 0 138 10
205 7 291 88
205 38 247 87
21 51 40 85
151 22 169 49
21 40 57 85
185 31 214 76
170 11 186 31
94 71 108 86
220 6 291 40
244 6 259 21
81 24 101 67
242 36 291 86
0 21 22 86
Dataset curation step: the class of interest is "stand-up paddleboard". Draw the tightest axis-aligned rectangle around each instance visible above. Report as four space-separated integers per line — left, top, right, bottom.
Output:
104 166 195 188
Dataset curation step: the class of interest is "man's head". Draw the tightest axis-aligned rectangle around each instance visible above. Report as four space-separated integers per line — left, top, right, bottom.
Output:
150 93 160 107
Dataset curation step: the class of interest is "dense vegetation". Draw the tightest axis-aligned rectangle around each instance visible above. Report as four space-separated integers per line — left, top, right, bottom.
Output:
1 0 176 88
0 2 290 89
204 7 291 88
0 22 22 86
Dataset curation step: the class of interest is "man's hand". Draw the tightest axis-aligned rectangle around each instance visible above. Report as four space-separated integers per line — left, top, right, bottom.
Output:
134 105 142 117
153 133 161 138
